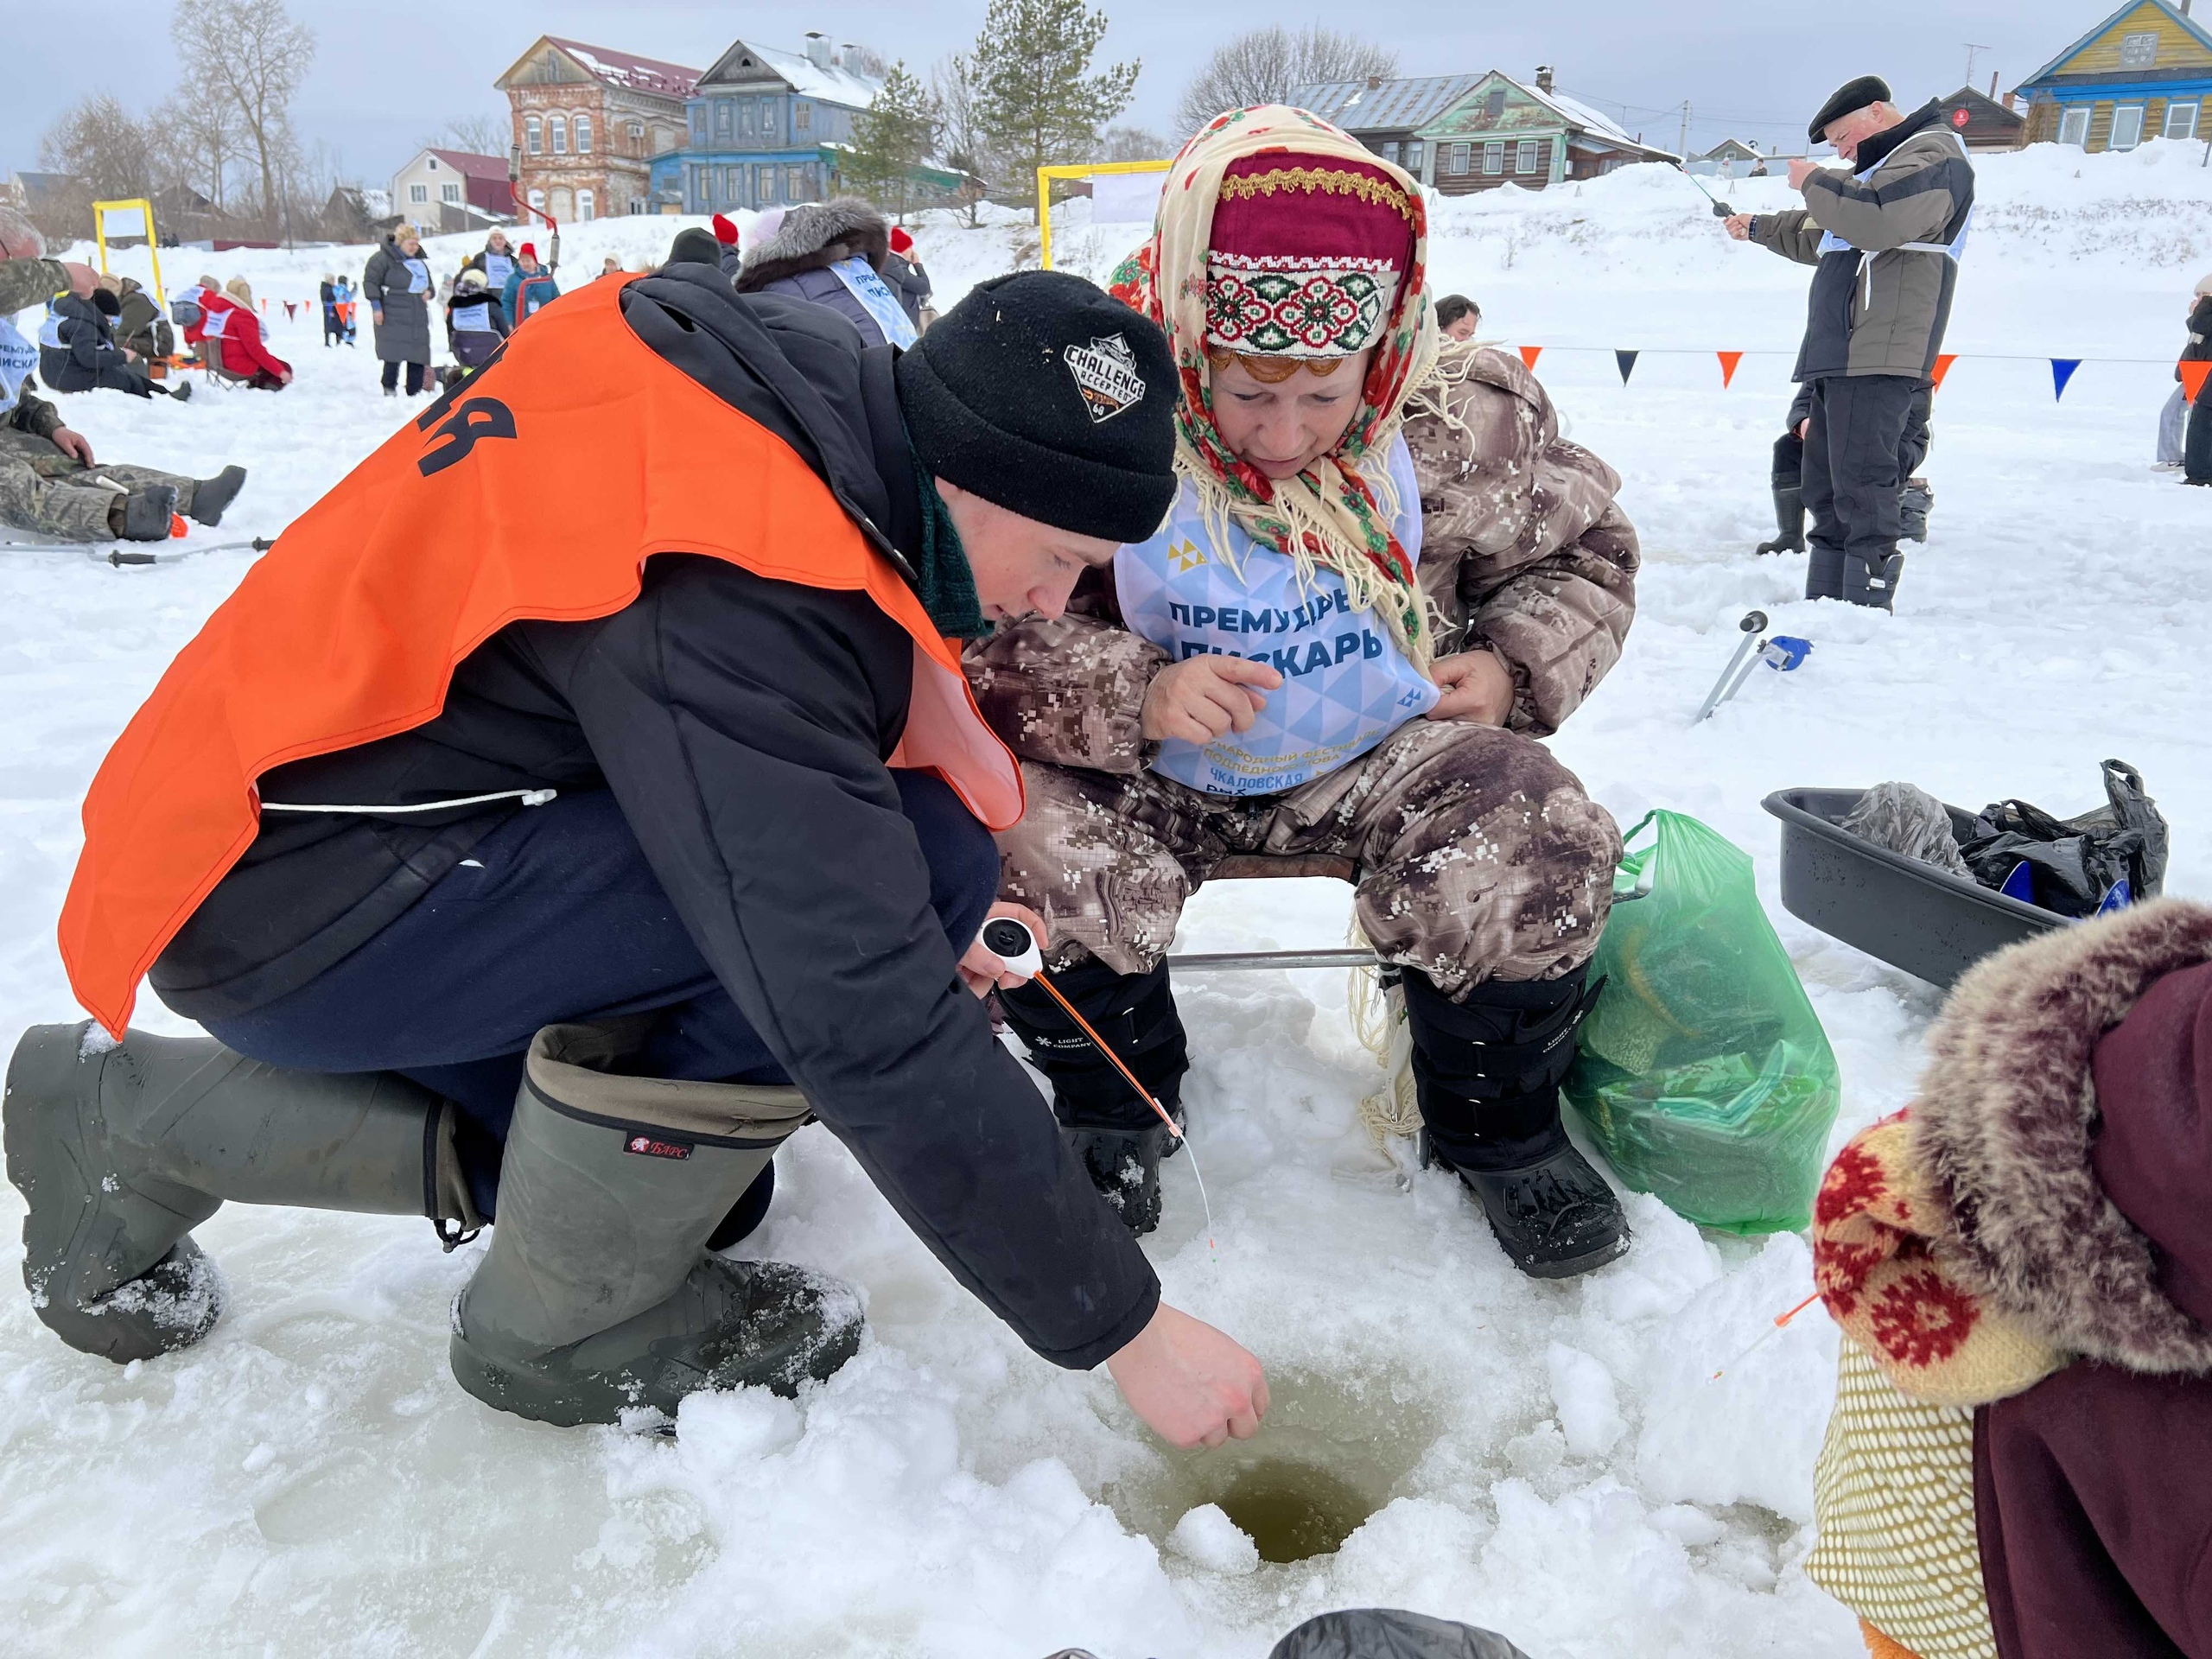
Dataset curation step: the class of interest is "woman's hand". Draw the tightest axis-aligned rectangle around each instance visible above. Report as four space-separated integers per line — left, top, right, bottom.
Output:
1425 650 1516 726
1106 1302 1269 1450
958 900 1051 996
1140 656 1282 744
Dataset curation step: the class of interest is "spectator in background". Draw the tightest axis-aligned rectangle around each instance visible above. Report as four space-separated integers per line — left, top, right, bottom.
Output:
320 275 344 346
1434 293 1480 342
116 277 173 363
710 213 743 279
443 266 509 378
2182 271 2212 486
735 198 915 348
465 229 518 308
364 223 433 397
502 244 560 329
211 279 292 390
884 226 931 330
37 264 188 401
600 257 623 280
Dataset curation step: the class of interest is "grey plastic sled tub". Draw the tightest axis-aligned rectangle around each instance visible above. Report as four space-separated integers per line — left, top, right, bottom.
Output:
1761 787 2065 988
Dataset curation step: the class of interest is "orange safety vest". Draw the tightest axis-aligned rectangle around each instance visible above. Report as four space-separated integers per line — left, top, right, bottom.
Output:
60 275 1023 1036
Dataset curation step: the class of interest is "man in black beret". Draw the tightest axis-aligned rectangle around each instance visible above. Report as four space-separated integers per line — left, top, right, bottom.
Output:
10 260 1274 1452
1725 75 1974 610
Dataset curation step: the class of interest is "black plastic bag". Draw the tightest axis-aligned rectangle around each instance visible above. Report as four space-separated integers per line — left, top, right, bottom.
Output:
1959 759 2168 917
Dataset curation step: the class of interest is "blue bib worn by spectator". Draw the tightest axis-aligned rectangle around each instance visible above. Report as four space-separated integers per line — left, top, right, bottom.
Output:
827 257 918 348
0 315 36 405
1115 435 1438 796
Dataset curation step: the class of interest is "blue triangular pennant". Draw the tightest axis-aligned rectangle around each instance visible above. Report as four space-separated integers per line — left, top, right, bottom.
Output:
1615 349 1638 385
2050 358 2082 400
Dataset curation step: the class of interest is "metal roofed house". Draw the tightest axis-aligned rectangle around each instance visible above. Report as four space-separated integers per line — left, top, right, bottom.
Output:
1934 84 2030 150
1689 137 1770 178
2013 0 2212 150
1293 67 1678 194
496 36 702 221
654 33 972 215
388 148 514 234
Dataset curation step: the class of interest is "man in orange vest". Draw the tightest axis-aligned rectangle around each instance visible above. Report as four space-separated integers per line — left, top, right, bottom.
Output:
6 252 1273 1446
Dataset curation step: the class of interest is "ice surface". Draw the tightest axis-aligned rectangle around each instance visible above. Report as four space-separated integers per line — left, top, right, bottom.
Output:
3 145 2209 1656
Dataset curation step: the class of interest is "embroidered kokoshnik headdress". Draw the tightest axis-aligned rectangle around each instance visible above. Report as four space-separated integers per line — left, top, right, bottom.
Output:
1109 105 1440 669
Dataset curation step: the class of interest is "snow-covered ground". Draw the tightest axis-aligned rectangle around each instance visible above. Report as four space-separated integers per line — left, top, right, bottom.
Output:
3 140 2209 1657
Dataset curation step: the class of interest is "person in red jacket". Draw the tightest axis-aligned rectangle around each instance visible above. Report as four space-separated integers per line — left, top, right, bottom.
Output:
212 279 291 390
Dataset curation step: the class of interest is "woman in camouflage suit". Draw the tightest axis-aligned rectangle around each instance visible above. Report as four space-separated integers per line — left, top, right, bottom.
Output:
972 107 1641 1277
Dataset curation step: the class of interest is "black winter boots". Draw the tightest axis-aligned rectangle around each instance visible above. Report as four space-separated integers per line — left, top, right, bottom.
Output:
1755 484 1806 555
189 465 247 527
1400 968 1630 1279
111 484 177 542
1897 477 1933 543
4 1023 466 1363
998 958 1187 1235
1841 548 1904 612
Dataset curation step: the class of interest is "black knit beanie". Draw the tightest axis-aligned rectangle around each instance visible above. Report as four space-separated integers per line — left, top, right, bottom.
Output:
896 270 1177 544
666 226 721 269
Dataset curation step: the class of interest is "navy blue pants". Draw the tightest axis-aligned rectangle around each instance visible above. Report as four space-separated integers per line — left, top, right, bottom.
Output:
206 774 1001 1217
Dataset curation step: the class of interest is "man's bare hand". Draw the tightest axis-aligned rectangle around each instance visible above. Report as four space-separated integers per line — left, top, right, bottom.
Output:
1140 655 1282 744
1724 213 1754 241
1787 157 1821 190
50 428 93 464
1796 418 1811 442
1107 1302 1269 1450
959 900 1049 996
1426 649 1516 726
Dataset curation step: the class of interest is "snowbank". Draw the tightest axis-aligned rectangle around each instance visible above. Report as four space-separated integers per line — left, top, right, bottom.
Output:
3 145 2208 1657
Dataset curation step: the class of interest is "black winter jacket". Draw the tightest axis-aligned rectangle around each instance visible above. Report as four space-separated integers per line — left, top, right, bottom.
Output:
2183 296 2212 407
151 266 1162 1369
38 293 130 391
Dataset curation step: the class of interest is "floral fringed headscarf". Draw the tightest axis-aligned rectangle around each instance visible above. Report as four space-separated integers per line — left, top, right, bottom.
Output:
1109 105 1440 668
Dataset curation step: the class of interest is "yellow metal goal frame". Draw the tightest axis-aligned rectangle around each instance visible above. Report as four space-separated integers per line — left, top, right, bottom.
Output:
92 199 165 304
1034 160 1171 270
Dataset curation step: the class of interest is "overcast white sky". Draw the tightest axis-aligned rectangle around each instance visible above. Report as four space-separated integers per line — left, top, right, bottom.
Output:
3 0 2113 192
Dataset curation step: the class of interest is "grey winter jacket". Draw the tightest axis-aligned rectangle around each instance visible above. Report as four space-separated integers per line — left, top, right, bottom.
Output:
883 252 930 327
1751 102 1974 380
737 197 895 347
362 240 433 364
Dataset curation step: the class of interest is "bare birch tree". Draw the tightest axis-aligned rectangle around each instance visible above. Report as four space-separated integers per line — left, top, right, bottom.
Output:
168 0 315 227
1175 27 1398 137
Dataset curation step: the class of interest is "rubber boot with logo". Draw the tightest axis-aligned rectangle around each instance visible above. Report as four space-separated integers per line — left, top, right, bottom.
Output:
448 1021 863 1427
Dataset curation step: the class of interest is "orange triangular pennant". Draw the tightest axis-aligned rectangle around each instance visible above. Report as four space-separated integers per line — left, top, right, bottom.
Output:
1931 353 1958 391
1716 351 1743 388
1519 345 1543 371
2182 360 2212 403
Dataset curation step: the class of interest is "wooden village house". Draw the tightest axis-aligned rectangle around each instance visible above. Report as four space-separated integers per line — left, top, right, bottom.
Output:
1291 67 1677 194
2014 0 2212 150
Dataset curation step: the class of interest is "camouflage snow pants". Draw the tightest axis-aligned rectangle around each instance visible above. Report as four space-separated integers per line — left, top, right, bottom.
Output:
996 719 1623 997
0 429 198 543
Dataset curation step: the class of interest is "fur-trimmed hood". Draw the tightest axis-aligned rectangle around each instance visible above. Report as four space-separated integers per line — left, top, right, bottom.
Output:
1913 898 2212 1375
735 198 890 293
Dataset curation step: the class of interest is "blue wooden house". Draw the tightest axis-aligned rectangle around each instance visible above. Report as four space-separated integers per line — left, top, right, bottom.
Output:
2014 0 2212 150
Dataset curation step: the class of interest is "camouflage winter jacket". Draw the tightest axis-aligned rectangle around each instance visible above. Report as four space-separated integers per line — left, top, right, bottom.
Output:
1 257 68 440
965 341 1638 773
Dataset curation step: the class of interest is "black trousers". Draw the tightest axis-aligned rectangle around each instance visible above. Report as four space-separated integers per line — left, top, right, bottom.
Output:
380 359 427 394
1802 373 1917 573
2187 399 2212 483
1775 382 1931 486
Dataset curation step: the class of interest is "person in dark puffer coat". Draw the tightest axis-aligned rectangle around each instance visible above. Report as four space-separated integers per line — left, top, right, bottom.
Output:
363 223 434 396
2182 273 2212 486
735 197 910 347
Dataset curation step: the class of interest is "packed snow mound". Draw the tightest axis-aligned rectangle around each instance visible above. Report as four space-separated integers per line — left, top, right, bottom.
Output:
3 138 2209 1658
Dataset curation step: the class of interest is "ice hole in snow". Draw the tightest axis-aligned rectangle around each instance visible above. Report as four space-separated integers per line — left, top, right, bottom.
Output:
1103 1367 1437 1565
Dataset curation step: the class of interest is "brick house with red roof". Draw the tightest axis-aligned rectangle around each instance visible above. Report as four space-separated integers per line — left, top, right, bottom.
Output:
494 36 700 222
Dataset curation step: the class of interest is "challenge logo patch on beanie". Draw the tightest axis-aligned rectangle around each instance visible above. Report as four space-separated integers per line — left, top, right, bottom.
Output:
1065 333 1147 423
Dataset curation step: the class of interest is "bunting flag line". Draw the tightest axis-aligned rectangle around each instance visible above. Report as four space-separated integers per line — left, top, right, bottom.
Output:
1931 353 1958 391
2050 359 2082 400
283 301 298 321
1615 349 1638 385
1519 345 1544 371
1716 351 1744 388
2182 360 2212 402
1502 347 2204 407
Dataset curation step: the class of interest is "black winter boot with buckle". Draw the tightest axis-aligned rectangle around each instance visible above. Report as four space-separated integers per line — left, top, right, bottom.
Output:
1400 968 1629 1280
1841 546 1904 612
997 957 1187 1236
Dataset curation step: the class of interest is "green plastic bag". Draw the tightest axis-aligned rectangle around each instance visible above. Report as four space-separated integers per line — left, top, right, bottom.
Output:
1562 810 1840 1234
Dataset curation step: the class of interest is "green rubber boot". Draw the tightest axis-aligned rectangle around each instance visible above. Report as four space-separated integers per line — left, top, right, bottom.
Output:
448 1022 864 1427
4 1022 458 1363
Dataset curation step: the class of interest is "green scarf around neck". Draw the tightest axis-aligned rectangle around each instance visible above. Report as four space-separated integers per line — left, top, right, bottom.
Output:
910 456 986 639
